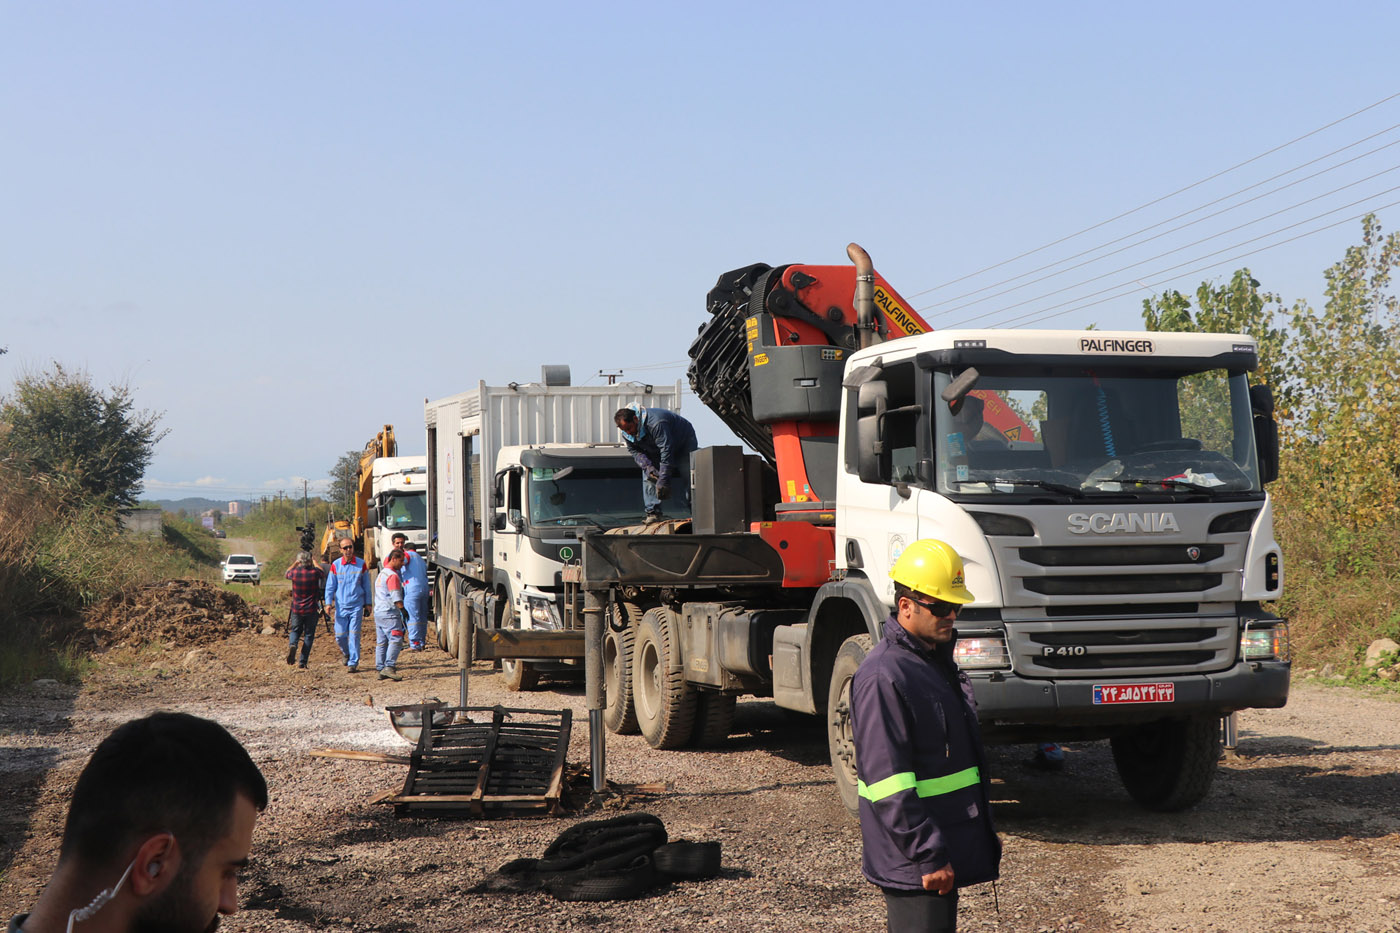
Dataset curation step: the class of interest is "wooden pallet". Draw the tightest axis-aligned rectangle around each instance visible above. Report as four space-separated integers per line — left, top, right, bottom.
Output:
386 705 571 817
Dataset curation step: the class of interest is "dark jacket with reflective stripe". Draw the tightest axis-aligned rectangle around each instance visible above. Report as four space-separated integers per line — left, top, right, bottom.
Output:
851 615 1001 890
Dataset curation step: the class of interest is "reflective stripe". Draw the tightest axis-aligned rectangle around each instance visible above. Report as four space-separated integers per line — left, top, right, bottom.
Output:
858 766 981 803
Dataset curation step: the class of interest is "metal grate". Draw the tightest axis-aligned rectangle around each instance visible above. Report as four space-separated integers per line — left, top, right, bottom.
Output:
388 705 571 817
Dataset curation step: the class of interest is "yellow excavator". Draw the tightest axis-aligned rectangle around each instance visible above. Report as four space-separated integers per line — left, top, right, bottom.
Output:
319 425 396 567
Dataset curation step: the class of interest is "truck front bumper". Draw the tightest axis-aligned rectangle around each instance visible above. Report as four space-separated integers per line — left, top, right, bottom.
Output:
970 660 1290 731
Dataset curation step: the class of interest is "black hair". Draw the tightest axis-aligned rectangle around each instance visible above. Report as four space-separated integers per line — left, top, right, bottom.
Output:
59 712 267 870
893 582 915 606
613 408 636 423
386 547 406 564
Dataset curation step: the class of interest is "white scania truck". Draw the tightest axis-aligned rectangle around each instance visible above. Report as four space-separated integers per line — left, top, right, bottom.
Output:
570 247 1289 812
424 367 682 690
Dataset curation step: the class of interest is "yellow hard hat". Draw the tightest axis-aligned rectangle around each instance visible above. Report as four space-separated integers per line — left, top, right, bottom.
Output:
890 539 975 604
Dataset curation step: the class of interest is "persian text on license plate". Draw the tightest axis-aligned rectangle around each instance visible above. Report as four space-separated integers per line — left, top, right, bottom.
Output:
1092 683 1175 705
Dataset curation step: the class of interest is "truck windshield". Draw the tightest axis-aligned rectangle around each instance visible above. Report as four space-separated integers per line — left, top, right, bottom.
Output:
382 491 427 529
528 467 648 527
933 366 1262 498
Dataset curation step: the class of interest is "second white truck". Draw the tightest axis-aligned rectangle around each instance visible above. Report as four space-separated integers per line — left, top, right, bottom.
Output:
424 367 682 690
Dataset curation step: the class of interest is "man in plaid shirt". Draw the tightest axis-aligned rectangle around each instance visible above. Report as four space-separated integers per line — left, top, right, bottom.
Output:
283 551 326 669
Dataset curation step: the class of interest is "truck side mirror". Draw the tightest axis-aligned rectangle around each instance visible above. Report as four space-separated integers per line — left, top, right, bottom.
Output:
941 367 980 415
1249 384 1279 484
367 503 380 527
492 513 508 532
855 381 889 484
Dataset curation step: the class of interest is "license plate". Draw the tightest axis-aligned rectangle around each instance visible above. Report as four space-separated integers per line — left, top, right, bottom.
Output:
1092 682 1175 705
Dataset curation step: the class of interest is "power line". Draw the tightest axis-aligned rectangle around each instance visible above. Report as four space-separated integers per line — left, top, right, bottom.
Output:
907 90 1400 299
920 130 1400 314
966 195 1400 331
930 170 1400 323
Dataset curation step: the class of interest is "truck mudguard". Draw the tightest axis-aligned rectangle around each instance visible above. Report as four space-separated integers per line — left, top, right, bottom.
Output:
773 575 889 714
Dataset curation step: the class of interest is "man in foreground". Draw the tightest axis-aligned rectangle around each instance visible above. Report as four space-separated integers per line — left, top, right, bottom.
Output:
851 539 1001 932
9 711 268 933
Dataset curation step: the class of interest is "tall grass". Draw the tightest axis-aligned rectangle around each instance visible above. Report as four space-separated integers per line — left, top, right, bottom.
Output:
0 460 225 687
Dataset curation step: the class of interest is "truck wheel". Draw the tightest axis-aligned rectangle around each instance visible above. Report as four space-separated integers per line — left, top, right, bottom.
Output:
633 607 697 749
828 634 873 818
691 692 736 748
501 659 541 692
603 601 646 735
1110 714 1220 812
498 597 541 691
440 576 458 659
433 575 448 651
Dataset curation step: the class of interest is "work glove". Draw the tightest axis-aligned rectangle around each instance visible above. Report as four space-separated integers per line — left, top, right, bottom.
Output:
656 483 671 500
646 469 660 483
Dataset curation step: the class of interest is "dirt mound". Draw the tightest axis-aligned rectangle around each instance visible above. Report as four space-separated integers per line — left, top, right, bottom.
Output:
87 579 271 649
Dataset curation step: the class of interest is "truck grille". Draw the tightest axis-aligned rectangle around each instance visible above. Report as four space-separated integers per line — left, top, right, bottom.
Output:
1006 617 1236 676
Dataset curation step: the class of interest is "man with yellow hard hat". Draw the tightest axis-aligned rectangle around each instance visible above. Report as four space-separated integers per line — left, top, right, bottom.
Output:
850 539 1002 932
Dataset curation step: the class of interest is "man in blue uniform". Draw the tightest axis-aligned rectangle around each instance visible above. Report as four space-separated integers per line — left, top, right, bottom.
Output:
324 536 372 673
392 533 431 651
851 539 1001 932
614 404 698 524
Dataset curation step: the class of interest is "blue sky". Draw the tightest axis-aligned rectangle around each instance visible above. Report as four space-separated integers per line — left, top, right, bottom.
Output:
3 3 1397 500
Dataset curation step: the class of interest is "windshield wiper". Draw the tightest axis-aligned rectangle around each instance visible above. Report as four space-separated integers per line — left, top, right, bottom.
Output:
1116 477 1216 493
966 477 1084 498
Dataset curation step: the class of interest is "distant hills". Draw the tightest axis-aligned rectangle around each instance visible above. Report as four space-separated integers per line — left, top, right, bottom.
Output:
147 497 251 516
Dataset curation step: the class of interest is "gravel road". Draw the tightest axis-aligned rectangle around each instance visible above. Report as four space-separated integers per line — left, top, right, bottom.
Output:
2 628 1398 932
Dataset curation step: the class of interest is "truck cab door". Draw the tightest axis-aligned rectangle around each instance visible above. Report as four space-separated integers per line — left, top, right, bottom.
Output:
837 361 925 610
493 468 524 580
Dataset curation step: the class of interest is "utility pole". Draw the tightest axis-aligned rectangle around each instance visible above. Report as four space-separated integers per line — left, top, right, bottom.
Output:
597 369 622 385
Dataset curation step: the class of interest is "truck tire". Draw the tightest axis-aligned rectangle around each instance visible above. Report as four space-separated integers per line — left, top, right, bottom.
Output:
433 575 448 651
603 601 647 735
827 634 873 818
691 692 736 748
498 596 541 692
633 607 698 749
439 575 459 658
1110 714 1220 812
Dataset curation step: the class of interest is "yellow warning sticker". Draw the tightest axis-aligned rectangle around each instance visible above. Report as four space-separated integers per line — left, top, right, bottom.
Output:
874 286 925 337
753 353 770 366
786 479 797 500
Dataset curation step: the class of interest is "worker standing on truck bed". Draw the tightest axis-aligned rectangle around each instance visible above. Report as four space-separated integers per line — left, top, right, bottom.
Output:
851 539 1001 932
614 404 698 524
324 537 372 674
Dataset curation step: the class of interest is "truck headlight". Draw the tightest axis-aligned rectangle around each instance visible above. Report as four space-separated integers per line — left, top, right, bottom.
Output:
527 597 560 630
1240 622 1289 662
955 636 1011 671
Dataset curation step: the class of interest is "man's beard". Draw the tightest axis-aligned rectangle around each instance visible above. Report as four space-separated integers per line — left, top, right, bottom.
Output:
131 866 220 933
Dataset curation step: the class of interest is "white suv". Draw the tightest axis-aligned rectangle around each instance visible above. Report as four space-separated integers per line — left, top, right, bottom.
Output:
222 554 262 585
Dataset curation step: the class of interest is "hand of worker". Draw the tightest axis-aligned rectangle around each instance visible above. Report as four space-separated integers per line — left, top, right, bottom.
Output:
656 483 671 500
922 864 955 895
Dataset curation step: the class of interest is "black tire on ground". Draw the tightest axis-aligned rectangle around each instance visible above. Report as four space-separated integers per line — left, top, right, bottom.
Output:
827 634 873 818
1110 714 1220 812
603 601 647 735
497 594 541 691
633 607 698 750
544 854 657 902
440 575 459 658
691 692 737 748
653 841 722 881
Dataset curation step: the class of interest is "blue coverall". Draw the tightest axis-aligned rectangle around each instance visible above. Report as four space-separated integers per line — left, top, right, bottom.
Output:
401 549 431 648
324 556 372 668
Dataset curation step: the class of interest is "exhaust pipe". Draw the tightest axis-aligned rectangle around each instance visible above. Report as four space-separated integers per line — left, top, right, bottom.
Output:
847 243 879 349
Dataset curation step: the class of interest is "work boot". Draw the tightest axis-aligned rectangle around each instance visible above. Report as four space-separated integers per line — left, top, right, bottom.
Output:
643 512 664 525
384 667 402 681
297 660 308 670
347 664 359 674
286 646 297 665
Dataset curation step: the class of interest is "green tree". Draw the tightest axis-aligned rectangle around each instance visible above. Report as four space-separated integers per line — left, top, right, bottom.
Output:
327 450 361 517
1141 268 1289 400
0 364 167 508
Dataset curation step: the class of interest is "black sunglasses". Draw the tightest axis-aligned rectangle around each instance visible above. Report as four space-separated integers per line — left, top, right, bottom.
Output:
907 594 960 618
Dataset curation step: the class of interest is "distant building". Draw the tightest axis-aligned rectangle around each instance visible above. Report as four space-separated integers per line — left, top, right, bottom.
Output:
228 501 241 516
119 508 162 537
